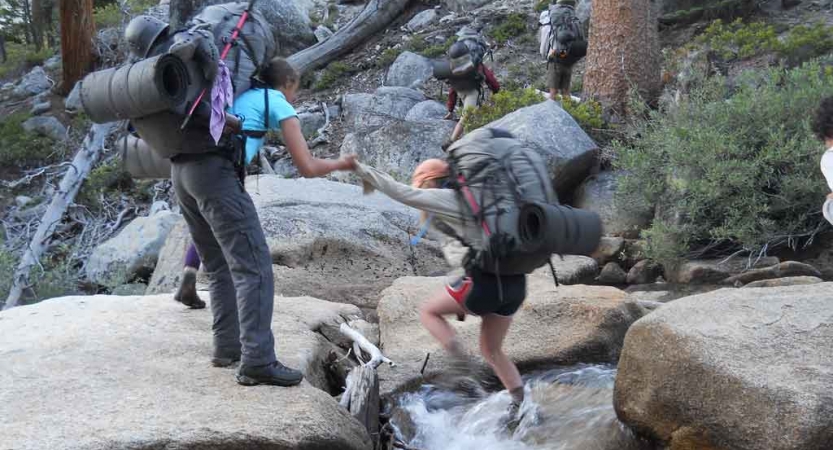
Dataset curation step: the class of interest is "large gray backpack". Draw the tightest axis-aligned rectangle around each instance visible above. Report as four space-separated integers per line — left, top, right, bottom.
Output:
132 2 276 158
446 128 602 276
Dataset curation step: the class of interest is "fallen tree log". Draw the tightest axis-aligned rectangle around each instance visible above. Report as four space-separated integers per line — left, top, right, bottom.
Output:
340 365 381 440
3 122 120 310
340 322 394 369
287 0 411 74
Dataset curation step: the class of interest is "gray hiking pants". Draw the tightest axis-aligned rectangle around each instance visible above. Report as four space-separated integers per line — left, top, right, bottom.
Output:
171 153 276 367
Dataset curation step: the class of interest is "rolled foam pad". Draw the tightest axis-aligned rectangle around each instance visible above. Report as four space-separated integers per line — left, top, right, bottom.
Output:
80 53 189 124
519 202 602 257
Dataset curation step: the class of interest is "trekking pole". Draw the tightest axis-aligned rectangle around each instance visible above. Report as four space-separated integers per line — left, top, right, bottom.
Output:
179 0 258 130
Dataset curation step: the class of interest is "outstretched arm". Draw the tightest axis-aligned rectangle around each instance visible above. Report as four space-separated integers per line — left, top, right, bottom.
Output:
282 117 355 177
354 163 459 217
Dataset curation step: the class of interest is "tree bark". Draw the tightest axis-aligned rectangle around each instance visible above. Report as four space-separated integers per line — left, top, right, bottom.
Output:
3 122 119 311
168 0 211 31
59 0 95 95
287 0 411 74
0 35 6 63
21 0 34 45
31 0 44 50
582 0 661 116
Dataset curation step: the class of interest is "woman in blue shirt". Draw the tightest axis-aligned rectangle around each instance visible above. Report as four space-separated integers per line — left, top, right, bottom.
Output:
171 57 355 388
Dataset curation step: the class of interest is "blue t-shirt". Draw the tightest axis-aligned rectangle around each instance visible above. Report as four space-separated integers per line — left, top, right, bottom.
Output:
228 88 297 164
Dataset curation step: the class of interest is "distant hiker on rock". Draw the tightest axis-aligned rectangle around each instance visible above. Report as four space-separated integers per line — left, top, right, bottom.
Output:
351 129 602 431
813 96 833 225
539 0 587 100
440 26 501 145
171 57 356 387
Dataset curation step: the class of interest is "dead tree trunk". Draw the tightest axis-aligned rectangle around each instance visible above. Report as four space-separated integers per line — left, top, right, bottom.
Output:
340 366 380 440
3 122 119 311
287 0 411 74
582 0 661 116
59 0 95 95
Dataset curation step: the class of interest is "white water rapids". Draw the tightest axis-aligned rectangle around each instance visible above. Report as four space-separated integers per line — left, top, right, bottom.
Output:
391 364 652 450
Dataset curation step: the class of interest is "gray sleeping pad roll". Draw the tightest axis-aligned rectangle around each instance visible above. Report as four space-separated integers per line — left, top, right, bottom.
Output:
118 134 173 179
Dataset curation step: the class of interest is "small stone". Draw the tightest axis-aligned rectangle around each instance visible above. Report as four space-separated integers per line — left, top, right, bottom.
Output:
627 260 663 285
15 196 33 208
31 101 51 116
22 116 67 141
597 262 627 285
314 25 334 43
406 9 438 32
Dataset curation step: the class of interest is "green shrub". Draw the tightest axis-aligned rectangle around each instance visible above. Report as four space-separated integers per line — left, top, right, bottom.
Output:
78 157 134 207
376 48 402 68
614 59 833 267
95 0 157 27
490 13 527 44
463 87 542 132
94 2 123 28
419 37 456 58
535 0 551 12
696 18 779 60
779 22 833 62
696 19 833 64
0 113 57 167
313 61 353 91
561 97 604 130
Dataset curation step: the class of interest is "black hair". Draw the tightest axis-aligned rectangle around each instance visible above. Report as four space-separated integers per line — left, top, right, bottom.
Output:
261 57 300 90
812 96 833 141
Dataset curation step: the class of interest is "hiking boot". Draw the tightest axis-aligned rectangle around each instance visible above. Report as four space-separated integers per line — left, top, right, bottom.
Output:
174 268 205 309
236 360 304 387
211 354 241 368
503 401 522 434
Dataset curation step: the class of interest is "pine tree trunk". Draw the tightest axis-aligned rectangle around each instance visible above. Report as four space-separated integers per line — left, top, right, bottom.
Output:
59 0 95 95
582 0 661 116
31 0 44 50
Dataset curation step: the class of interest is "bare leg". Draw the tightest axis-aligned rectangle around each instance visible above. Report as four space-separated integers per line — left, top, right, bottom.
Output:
450 119 465 142
419 288 468 353
480 313 522 393
549 88 559 101
561 88 571 100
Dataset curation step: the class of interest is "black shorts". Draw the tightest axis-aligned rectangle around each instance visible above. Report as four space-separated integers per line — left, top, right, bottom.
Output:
446 268 526 317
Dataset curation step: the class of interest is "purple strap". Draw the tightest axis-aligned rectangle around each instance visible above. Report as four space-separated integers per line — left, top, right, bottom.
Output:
209 61 234 145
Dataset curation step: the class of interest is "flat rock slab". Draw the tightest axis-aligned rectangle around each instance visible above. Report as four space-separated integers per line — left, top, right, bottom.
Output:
377 276 645 395
615 283 833 450
0 294 371 450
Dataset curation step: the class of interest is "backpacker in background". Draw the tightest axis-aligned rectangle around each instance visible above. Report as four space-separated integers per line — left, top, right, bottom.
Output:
445 128 602 276
79 2 276 160
540 0 587 65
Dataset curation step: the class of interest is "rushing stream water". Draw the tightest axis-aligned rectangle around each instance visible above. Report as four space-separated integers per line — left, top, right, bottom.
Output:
391 364 653 450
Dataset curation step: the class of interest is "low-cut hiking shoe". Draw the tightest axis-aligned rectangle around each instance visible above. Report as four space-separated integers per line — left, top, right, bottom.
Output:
236 360 303 387
174 270 206 309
